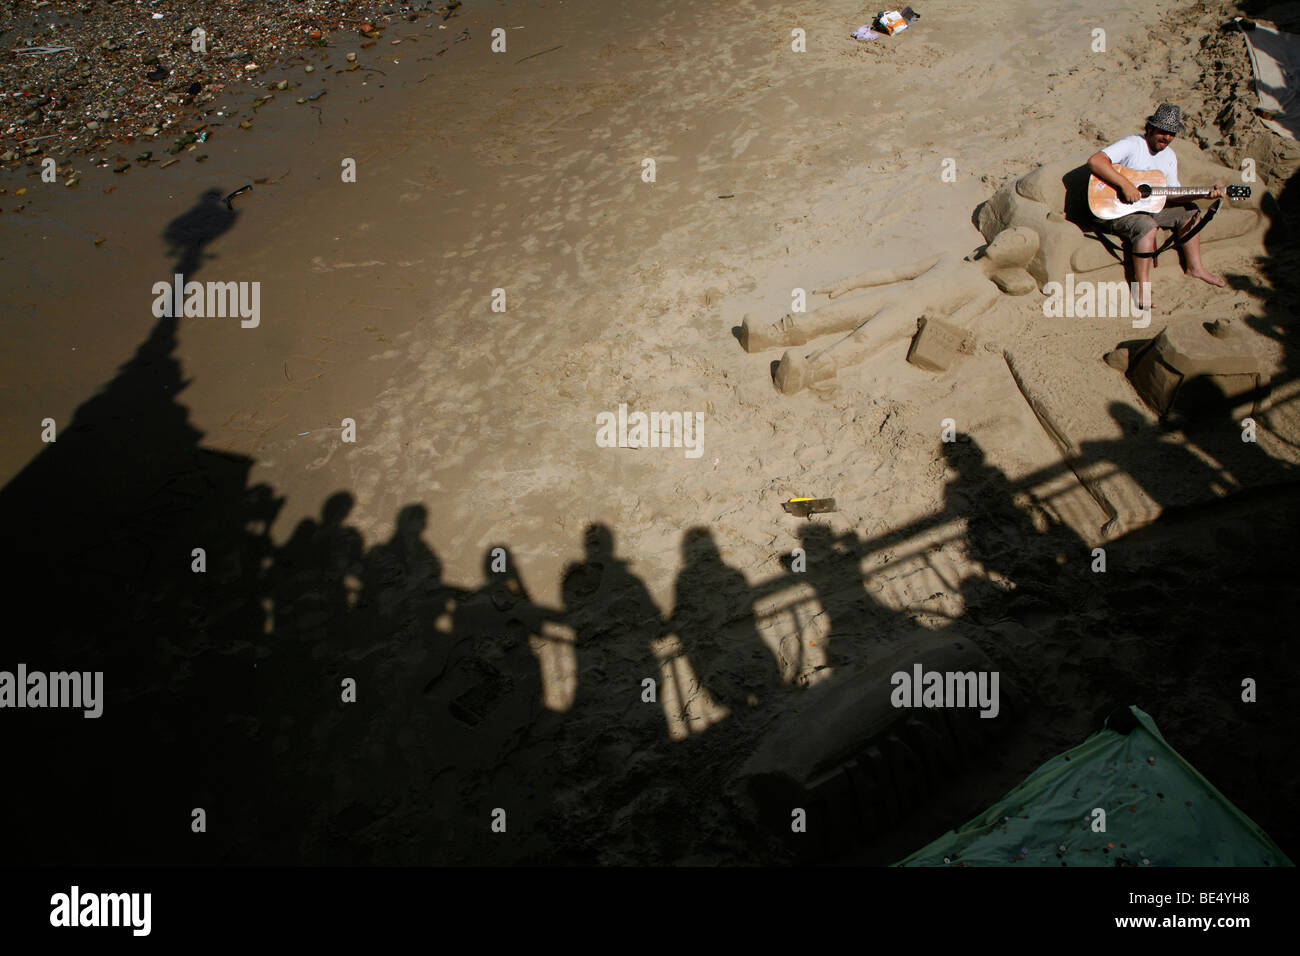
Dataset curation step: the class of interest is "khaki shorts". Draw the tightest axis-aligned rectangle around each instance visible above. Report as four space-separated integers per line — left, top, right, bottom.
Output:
1102 202 1201 245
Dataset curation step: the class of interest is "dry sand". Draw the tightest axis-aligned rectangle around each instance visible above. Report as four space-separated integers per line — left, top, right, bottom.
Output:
2 0 1299 865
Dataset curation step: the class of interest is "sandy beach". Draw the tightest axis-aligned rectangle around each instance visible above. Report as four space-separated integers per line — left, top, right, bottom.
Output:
2 0 1299 867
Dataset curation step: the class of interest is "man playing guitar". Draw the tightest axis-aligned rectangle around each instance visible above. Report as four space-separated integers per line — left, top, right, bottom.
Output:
1086 103 1226 310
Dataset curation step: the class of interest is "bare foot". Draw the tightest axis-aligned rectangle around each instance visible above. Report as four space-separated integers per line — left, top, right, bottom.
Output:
740 313 806 353
1186 268 1225 288
774 350 808 394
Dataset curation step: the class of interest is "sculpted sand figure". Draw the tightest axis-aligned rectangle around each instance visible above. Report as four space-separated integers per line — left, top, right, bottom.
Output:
739 226 1040 395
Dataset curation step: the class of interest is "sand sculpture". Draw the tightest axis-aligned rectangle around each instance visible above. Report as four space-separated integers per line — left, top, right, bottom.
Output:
741 149 1267 396
1126 317 1267 419
975 153 1267 292
740 226 1040 395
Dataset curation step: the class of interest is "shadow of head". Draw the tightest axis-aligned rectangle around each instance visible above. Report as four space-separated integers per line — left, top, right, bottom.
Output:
681 526 722 565
940 434 986 477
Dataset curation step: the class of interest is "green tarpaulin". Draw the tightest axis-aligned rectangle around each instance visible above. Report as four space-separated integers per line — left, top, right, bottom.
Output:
897 706 1292 867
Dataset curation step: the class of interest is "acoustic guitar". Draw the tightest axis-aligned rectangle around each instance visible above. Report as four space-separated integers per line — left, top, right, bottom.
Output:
1088 165 1250 219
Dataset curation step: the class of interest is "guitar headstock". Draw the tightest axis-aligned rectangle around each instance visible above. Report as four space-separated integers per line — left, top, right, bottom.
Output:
1228 184 1251 200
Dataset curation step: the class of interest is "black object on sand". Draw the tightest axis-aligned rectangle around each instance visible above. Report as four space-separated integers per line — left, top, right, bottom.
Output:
223 185 252 210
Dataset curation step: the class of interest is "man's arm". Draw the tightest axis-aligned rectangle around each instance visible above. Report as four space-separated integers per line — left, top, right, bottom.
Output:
1087 151 1142 204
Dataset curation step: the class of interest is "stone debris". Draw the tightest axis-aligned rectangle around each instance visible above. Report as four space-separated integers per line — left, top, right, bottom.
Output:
1 0 462 162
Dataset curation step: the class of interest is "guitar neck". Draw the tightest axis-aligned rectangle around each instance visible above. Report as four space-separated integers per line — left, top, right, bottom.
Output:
1147 186 1212 199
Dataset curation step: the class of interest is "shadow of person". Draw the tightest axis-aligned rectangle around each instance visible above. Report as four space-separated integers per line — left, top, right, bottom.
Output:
163 187 239 278
789 522 875 675
560 523 665 734
274 500 461 862
259 493 365 823
272 492 363 663
355 503 457 679
942 437 1058 616
438 544 560 755
668 527 779 720
383 543 570 864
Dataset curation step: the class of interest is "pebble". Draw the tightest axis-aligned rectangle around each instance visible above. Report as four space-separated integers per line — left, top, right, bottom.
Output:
304 65 315 73
347 52 358 62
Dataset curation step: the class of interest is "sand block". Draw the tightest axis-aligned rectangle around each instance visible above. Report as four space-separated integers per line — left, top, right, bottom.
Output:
731 633 1012 860
906 314 975 372
1129 321 1265 417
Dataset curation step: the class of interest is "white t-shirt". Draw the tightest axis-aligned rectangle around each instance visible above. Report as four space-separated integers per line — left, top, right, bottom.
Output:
1101 134 1180 187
